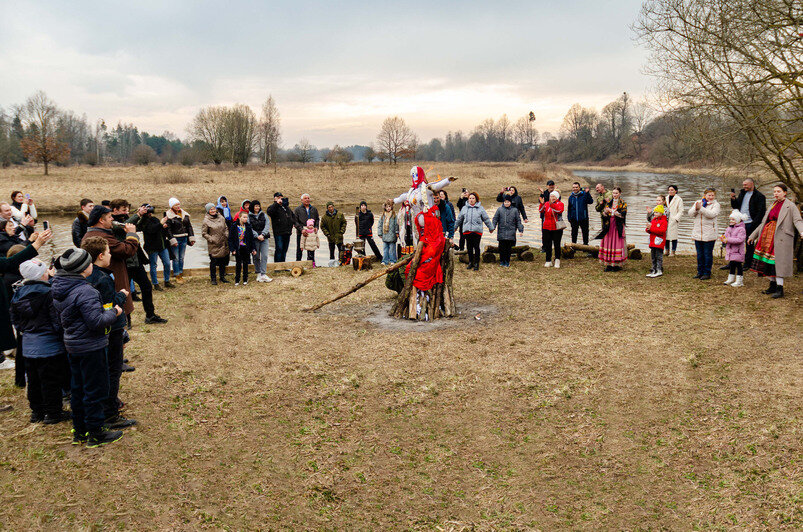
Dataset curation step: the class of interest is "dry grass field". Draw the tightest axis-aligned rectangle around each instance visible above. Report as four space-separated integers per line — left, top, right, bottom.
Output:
0 162 576 214
0 253 800 529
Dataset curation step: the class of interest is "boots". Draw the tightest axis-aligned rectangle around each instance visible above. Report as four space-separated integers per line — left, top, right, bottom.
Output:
731 275 744 287
763 280 778 294
772 285 784 298
723 274 735 285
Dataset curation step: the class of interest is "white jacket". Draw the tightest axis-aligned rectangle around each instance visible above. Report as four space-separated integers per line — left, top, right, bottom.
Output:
688 199 720 241
10 202 36 221
666 194 684 241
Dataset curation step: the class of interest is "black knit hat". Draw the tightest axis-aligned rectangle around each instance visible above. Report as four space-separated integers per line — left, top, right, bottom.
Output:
59 248 92 274
274 192 283 198
359 200 367 207
87 205 112 227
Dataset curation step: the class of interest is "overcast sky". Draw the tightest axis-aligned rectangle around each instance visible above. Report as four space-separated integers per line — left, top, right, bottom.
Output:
0 0 651 147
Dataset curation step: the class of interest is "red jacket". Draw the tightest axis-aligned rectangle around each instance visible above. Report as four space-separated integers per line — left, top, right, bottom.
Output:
539 200 564 231
646 215 668 249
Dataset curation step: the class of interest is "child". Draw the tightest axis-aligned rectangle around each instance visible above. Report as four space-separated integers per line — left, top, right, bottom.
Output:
492 195 524 267
82 237 137 430
228 211 256 285
299 219 320 266
51 248 124 447
646 205 668 277
9 259 70 424
377 200 398 265
647 195 667 221
721 210 747 287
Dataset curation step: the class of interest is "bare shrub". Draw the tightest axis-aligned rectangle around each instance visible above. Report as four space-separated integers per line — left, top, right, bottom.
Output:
152 168 193 184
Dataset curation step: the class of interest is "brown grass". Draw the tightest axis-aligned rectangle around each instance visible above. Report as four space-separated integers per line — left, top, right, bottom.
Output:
0 256 800 529
0 162 578 214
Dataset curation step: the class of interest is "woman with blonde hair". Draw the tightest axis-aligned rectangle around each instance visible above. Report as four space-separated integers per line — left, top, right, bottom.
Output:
377 200 398 265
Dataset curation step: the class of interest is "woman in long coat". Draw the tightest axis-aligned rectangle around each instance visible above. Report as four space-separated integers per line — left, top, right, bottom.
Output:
665 185 684 255
748 184 803 298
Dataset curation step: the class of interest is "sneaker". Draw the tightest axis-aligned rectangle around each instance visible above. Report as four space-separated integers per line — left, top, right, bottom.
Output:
699 274 711 280
554 259 560 269
693 273 702 279
71 429 88 445
121 363 135 372
105 415 137 429
211 279 218 286
544 262 552 268
131 293 142 302
152 284 163 291
43 411 72 425
30 412 44 423
164 281 176 288
646 271 656 278
654 270 663 277
144 315 168 324
87 427 124 448
243 281 248 285
264 276 273 282
235 282 239 286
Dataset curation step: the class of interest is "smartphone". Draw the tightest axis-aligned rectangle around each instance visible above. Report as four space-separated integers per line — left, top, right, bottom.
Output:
731 188 735 193
25 193 30 200
43 220 50 231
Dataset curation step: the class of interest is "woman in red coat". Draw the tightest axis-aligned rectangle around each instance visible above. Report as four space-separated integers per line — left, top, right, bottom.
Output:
538 190 565 268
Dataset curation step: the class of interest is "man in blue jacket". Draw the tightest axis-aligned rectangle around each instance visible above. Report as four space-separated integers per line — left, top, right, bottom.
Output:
51 248 124 448
567 182 594 245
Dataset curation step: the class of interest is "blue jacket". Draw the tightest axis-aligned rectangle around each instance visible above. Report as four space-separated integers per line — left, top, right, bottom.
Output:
439 201 456 239
567 191 593 223
9 281 65 358
454 203 494 234
85 266 127 331
51 273 118 354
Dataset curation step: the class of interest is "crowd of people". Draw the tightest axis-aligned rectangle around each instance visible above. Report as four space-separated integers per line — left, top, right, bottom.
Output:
0 168 800 449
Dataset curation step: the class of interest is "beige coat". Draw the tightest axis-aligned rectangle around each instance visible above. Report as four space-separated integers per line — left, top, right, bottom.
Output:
749 199 803 278
300 230 320 251
688 199 720 241
666 194 684 241
202 212 229 258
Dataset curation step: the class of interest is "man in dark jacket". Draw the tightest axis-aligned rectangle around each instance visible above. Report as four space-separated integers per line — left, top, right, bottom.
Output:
131 204 174 290
10 258 70 424
51 248 124 447
320 202 347 264
293 193 319 261
356 201 382 260
567 182 594 245
71 198 94 247
730 178 766 267
265 193 295 262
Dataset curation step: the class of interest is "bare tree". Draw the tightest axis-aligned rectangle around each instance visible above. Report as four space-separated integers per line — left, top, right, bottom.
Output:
20 91 68 175
224 104 257 166
364 145 376 163
513 115 539 150
189 106 229 165
376 116 415 164
258 95 281 167
635 0 803 197
294 138 315 163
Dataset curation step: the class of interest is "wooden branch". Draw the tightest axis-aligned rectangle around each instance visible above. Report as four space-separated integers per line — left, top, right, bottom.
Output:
392 242 424 317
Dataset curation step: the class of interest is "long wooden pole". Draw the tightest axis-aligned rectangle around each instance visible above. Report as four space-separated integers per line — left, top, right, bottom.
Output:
303 253 415 312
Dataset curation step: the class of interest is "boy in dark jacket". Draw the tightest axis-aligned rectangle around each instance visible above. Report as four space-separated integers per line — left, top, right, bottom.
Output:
10 259 70 424
82 237 137 430
356 201 382 261
228 213 257 285
51 248 124 448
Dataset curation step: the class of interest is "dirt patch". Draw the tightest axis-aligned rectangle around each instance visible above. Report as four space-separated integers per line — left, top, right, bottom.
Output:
332 301 499 331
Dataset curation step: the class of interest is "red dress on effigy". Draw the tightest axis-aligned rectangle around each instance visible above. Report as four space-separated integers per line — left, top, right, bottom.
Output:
405 206 446 291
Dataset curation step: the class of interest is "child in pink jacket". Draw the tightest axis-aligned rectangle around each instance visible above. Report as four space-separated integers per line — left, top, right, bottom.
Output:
720 210 747 287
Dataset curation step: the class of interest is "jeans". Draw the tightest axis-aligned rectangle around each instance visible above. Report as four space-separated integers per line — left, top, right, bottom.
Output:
694 240 715 276
253 238 270 275
570 219 590 245
382 241 397 264
498 239 515 265
328 241 343 261
104 328 124 419
664 240 678 253
149 248 171 285
543 229 563 262
274 234 290 263
650 248 664 272
68 349 109 434
26 354 67 417
172 236 188 276
465 233 482 265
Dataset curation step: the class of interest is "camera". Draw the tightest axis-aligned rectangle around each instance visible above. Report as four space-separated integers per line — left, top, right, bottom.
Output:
142 203 155 214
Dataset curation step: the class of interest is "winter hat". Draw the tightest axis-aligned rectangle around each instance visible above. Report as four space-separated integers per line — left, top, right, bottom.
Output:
359 200 367 207
274 192 283 198
550 190 561 199
729 209 744 222
653 205 665 215
326 201 334 207
19 258 47 281
59 248 92 274
205 203 216 213
87 205 111 227
168 197 180 209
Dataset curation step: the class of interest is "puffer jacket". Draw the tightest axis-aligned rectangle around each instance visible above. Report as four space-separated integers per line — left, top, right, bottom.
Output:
646 214 668 249
723 222 746 263
300 230 320 251
455 203 494 234
85 266 127 331
165 209 196 246
320 209 347 244
688 199 720 241
492 204 523 241
377 213 398 243
51 273 118 354
248 209 270 240
0 231 28 257
9 281 64 358
266 200 295 236
202 212 229 258
357 210 375 238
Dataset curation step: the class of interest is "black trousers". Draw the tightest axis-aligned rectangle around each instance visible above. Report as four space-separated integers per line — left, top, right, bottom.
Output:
498 239 515 264
127 265 155 318
570 219 590 245
26 354 67 416
69 349 109 434
15 332 25 387
209 255 228 280
745 222 759 263
104 328 125 419
543 229 563 262
234 248 251 283
295 231 304 261
361 236 383 260
328 242 343 260
729 261 744 275
465 233 482 265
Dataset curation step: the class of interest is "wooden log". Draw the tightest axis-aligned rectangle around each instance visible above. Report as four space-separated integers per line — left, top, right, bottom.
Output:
484 244 530 254
458 253 470 264
628 248 643 260
409 287 418 320
290 266 304 277
184 260 313 276
352 255 375 271
392 242 424 318
304 253 415 312
481 252 496 263
517 250 535 262
561 245 577 259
